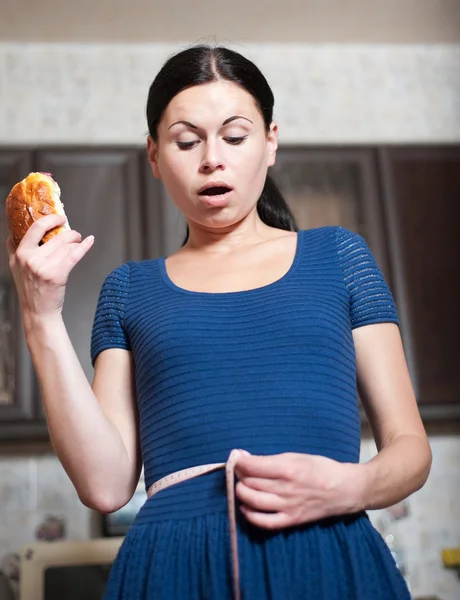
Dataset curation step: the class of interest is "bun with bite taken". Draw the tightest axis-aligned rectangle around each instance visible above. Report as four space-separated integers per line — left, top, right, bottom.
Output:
5 172 70 247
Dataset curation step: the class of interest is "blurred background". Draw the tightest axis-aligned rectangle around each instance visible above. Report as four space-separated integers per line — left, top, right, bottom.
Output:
0 1 459 599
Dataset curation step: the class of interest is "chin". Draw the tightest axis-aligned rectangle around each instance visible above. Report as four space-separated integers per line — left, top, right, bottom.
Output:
195 209 256 231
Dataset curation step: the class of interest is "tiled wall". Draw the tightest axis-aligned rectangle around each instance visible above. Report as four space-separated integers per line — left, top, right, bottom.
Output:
0 42 459 599
0 454 92 557
362 435 460 600
0 453 93 597
1 436 459 599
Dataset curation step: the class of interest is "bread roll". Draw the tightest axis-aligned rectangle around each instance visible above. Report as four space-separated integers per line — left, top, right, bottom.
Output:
5 172 70 247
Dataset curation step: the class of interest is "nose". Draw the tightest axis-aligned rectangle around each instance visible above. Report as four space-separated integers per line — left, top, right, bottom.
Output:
199 141 225 173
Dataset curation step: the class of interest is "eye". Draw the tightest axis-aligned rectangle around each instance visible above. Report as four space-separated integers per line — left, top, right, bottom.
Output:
224 136 248 145
176 140 200 150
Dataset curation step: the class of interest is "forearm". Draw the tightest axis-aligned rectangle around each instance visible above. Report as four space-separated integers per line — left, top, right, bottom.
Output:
24 314 133 510
355 434 432 510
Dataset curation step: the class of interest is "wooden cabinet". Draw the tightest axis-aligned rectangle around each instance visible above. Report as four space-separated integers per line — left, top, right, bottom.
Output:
0 149 146 439
379 147 460 411
270 147 393 281
0 151 38 434
272 146 460 416
1 145 459 440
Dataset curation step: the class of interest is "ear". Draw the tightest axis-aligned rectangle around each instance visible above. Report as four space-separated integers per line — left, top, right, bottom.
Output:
266 122 278 168
147 136 161 179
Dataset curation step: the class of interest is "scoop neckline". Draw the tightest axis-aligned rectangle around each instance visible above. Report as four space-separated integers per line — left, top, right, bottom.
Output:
159 230 304 297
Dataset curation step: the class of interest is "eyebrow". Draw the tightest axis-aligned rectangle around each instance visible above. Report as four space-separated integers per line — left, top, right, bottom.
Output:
168 115 253 130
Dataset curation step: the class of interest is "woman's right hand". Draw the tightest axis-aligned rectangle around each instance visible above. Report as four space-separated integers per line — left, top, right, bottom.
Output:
6 214 95 327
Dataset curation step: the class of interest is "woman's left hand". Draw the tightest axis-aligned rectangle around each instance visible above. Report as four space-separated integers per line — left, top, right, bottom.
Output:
234 451 365 530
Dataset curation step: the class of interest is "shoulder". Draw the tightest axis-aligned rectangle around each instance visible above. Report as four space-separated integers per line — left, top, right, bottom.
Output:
299 227 379 283
300 225 362 243
299 226 365 256
102 258 162 283
97 263 132 303
300 226 372 261
98 259 165 308
332 226 368 249
101 261 135 283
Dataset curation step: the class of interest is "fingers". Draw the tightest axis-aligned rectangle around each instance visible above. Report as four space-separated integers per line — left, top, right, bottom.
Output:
44 234 95 271
6 236 18 273
6 236 16 259
237 476 283 495
236 481 284 513
12 230 94 284
236 479 290 529
60 235 95 270
239 506 291 530
235 453 288 480
38 229 82 257
19 214 67 250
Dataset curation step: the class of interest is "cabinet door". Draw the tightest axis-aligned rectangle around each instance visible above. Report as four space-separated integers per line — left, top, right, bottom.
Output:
270 147 392 280
379 147 460 409
0 151 38 427
35 149 144 388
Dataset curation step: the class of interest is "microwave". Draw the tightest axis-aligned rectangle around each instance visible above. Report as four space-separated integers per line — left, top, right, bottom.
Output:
19 538 124 600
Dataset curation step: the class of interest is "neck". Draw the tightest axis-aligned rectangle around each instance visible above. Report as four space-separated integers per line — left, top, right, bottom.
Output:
184 212 277 255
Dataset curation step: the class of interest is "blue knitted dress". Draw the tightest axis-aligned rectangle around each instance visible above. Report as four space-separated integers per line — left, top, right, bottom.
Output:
91 226 411 600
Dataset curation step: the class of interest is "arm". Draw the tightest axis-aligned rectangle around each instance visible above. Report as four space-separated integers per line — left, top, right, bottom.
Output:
8 214 141 513
336 227 431 508
27 317 141 513
352 322 432 509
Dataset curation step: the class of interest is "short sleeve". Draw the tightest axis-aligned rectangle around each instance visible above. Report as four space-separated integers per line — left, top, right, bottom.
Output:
90 262 131 366
335 227 399 329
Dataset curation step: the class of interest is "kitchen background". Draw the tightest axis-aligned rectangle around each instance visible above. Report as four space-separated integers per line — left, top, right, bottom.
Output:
1 1 460 599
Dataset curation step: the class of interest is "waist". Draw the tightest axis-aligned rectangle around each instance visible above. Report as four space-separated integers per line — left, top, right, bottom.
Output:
135 469 229 525
133 465 369 529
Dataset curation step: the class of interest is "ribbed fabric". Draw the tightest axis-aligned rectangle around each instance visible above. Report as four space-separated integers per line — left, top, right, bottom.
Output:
91 226 409 600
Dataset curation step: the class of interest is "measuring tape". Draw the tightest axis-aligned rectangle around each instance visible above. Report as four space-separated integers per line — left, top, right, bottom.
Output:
147 449 241 600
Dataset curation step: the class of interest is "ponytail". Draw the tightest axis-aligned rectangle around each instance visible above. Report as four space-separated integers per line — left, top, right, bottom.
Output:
181 175 298 245
256 175 298 232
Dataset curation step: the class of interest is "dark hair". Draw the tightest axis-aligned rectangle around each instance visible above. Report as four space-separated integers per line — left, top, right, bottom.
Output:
146 44 298 244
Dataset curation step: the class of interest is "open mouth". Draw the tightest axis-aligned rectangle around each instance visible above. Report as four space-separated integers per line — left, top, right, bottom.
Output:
198 186 232 196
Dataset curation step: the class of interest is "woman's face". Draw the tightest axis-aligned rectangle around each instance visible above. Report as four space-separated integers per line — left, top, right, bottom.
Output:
147 80 278 232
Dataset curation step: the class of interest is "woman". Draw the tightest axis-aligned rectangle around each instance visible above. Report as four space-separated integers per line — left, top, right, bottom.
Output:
7 45 431 599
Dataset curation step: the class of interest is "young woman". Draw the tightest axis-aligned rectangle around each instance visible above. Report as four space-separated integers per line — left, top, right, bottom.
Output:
7 45 431 599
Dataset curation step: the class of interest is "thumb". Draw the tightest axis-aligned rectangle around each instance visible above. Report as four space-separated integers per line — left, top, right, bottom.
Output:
6 236 16 259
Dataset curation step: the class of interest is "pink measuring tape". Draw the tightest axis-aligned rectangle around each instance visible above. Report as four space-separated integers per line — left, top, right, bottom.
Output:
147 449 241 600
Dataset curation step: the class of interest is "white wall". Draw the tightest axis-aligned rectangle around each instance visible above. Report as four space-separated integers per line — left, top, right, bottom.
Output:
0 43 459 145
